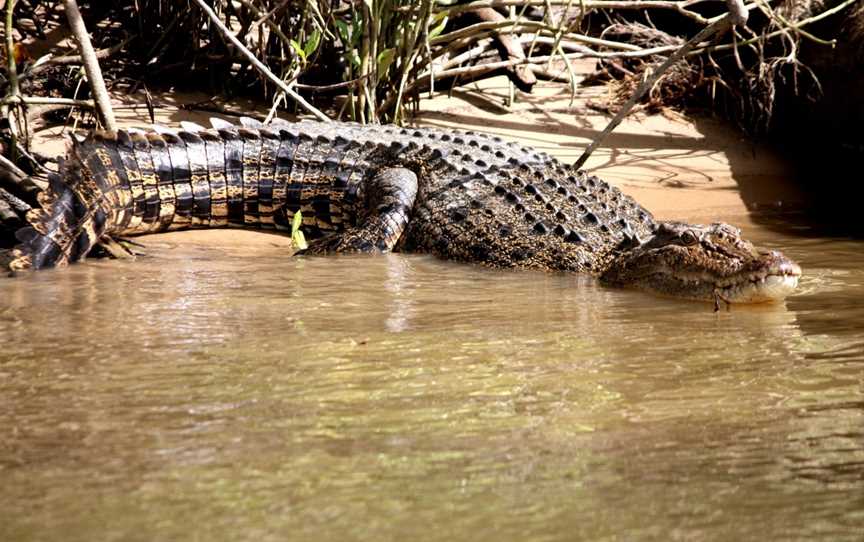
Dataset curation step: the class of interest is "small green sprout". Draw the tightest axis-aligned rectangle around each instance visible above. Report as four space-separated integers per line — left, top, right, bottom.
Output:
291 211 308 250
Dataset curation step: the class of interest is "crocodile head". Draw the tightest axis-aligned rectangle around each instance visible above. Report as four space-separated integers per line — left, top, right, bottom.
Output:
600 221 801 305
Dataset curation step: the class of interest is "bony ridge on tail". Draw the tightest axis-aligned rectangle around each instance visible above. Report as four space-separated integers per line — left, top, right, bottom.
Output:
6 117 801 305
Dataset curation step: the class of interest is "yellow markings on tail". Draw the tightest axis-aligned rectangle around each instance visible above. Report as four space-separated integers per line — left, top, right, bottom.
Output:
126 163 144 232
189 173 209 227
156 182 176 229
208 167 229 227
259 166 275 226
94 147 132 232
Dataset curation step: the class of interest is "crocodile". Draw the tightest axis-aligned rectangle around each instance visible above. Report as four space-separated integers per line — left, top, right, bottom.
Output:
5 117 801 305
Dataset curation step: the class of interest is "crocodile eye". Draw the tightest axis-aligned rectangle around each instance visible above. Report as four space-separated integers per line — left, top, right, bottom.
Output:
680 230 699 246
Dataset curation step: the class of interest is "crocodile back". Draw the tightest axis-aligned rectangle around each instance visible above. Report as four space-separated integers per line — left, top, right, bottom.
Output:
10 119 658 272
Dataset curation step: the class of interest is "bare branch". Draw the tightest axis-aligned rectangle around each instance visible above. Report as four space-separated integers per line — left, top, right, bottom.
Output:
63 0 117 131
0 153 28 184
574 10 737 169
34 37 132 69
4 0 19 98
437 0 713 24
725 0 749 27
189 0 330 122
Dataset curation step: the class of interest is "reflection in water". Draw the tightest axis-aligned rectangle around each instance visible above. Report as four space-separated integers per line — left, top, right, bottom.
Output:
0 224 862 541
384 254 415 333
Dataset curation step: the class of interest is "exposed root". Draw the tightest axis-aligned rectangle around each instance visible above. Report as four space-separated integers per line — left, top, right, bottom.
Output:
589 1 854 136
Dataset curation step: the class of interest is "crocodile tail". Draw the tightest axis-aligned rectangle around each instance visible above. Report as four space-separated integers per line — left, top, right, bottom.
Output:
9 139 111 271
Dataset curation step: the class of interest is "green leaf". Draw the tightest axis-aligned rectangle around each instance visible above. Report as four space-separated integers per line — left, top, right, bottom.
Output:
293 229 308 251
291 210 303 234
291 211 307 250
376 48 396 76
351 16 363 46
289 39 306 63
334 19 351 45
347 49 361 70
303 29 321 58
429 13 449 39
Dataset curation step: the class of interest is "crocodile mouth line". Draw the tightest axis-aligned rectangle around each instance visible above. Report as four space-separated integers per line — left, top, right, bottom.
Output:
712 265 802 308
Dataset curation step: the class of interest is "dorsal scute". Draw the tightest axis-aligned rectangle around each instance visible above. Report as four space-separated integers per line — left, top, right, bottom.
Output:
237 128 261 141
128 131 151 147
145 132 167 147
197 129 223 142
179 120 207 132
239 116 264 129
216 128 240 140
114 130 135 148
151 125 178 135
209 117 235 130
178 130 205 144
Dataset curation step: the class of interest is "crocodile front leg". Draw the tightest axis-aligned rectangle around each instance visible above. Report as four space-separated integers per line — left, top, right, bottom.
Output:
303 167 418 254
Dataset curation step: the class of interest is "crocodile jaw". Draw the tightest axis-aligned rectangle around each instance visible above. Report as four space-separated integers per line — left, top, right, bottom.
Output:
604 261 801 304
712 260 801 303
599 222 802 304
666 258 802 303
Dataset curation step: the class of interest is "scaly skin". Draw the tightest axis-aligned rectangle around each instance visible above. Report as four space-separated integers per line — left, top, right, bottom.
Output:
6 118 801 303
599 222 801 306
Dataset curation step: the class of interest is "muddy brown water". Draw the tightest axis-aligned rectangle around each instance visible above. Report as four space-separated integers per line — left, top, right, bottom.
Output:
1 215 862 541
